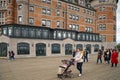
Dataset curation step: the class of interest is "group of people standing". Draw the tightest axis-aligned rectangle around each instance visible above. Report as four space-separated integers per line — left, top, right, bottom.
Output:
96 49 119 67
73 48 119 77
9 50 15 60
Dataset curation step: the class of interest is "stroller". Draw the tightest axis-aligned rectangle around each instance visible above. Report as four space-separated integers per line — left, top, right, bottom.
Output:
57 59 74 80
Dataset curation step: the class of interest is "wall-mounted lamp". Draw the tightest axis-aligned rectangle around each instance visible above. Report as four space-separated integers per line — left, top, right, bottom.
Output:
32 43 34 47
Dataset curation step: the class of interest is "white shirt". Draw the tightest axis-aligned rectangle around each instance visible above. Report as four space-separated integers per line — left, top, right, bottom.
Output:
74 51 83 62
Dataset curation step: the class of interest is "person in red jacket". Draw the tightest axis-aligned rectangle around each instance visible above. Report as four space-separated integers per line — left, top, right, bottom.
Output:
111 49 119 67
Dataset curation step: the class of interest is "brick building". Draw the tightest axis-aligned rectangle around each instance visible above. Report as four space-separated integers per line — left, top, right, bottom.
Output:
0 0 118 58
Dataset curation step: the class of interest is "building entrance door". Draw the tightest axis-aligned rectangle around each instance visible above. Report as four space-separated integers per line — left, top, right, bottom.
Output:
65 44 72 55
0 43 8 57
86 44 91 54
36 43 46 56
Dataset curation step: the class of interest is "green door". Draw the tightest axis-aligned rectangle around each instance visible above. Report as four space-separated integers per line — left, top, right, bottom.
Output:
36 43 46 56
0 43 8 57
86 44 91 54
65 44 73 55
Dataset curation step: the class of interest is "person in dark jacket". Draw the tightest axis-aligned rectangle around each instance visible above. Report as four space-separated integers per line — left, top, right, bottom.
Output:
96 49 102 64
84 49 89 62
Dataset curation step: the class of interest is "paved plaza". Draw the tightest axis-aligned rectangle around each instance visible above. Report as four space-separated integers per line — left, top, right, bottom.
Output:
0 54 120 80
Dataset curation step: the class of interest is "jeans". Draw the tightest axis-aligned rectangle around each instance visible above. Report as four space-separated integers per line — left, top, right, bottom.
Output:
84 56 88 62
77 62 83 74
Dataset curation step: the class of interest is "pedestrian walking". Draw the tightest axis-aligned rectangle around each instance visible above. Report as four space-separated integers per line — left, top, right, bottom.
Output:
9 51 12 60
74 48 84 77
11 51 15 60
72 49 76 57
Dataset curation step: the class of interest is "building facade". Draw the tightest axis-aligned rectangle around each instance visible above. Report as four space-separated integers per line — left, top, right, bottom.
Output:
0 0 118 58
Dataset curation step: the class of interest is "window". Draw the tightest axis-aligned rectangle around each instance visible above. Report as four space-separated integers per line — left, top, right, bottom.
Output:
18 5 22 10
14 27 21 37
69 14 72 19
103 15 106 19
62 11 64 17
56 10 60 16
42 19 46 26
62 22 64 28
52 44 60 54
99 7 105 11
17 43 30 55
56 21 60 28
73 15 75 20
29 29 35 37
8 27 12 36
99 24 106 30
46 20 51 27
0 12 5 25
76 25 79 30
47 0 51 4
102 35 106 42
29 18 34 25
57 32 61 39
69 24 72 29
36 29 42 38
42 19 51 27
76 16 79 20
73 25 75 30
79 0 84 5
21 28 29 37
42 0 46 3
42 8 51 15
30 29 36 37
42 0 51 4
42 29 48 38
1 12 4 18
18 16 22 23
3 28 7 35
57 2 61 7
29 6 34 12
63 32 66 38
47 9 51 15
77 8 80 12
42 8 46 14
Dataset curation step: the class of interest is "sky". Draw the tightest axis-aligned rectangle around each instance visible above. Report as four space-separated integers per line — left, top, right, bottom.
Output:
117 0 120 43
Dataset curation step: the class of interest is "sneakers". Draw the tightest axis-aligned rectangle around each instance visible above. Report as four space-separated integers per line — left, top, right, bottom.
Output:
78 74 82 77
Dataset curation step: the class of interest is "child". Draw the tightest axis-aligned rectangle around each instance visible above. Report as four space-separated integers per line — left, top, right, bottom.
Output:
57 60 72 78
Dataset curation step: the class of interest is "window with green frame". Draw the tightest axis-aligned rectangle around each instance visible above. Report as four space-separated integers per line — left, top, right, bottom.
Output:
17 42 30 55
51 44 60 54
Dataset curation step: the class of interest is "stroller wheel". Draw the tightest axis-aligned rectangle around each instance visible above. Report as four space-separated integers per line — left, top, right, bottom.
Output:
70 73 74 78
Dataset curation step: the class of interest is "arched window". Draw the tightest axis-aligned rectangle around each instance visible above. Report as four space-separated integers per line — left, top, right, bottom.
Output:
17 42 30 55
52 43 60 54
76 44 83 50
94 44 99 52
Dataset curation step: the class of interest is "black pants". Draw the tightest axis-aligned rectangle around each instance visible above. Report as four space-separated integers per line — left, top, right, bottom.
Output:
97 58 102 63
77 62 83 74
111 63 117 67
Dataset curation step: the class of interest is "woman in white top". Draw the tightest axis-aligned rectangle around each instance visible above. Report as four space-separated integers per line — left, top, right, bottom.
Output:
74 48 84 77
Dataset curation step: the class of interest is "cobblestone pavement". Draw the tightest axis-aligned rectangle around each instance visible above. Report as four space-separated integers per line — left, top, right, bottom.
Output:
0 54 120 80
